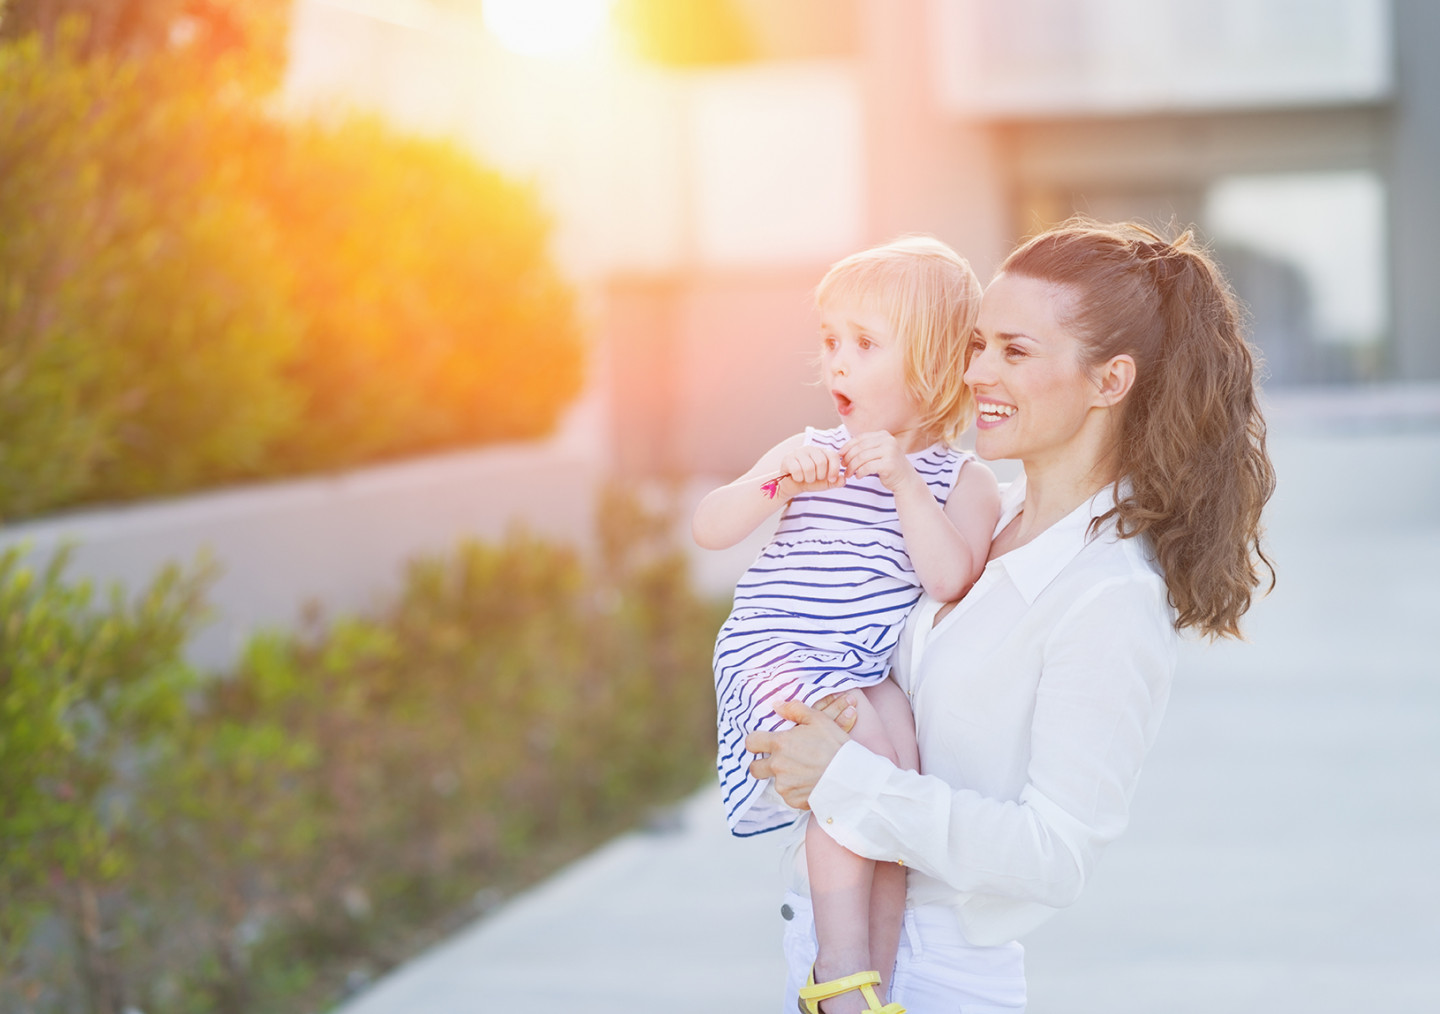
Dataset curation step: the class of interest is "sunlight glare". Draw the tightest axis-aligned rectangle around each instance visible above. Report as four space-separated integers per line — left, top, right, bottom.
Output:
483 0 614 58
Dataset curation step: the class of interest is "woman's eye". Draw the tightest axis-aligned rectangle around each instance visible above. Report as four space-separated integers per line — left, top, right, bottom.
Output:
1004 345 1027 360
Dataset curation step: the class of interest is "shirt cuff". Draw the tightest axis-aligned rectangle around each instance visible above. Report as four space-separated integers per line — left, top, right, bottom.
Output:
809 740 895 841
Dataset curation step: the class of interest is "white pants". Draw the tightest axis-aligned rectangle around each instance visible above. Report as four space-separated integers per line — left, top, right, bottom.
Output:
780 891 1027 1014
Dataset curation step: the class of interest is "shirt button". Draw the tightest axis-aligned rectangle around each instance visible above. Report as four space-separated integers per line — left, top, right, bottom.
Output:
780 903 795 921
825 817 833 824
896 859 905 867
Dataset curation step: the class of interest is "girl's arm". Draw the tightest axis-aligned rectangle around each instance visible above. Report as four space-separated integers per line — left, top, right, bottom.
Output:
844 432 1000 600
691 433 844 550
906 461 1002 600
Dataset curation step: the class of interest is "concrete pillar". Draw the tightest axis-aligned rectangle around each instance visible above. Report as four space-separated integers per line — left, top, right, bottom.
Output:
1389 0 1440 379
856 0 1012 278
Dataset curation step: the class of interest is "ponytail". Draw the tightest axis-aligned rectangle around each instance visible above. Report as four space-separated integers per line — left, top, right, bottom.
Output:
1003 220 1275 639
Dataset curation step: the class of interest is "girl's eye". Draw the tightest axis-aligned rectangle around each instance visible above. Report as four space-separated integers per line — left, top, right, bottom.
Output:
857 337 873 350
822 335 838 350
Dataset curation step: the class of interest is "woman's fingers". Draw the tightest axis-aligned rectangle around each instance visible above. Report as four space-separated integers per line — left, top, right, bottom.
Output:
772 699 823 725
814 692 859 732
747 728 779 756
745 699 850 809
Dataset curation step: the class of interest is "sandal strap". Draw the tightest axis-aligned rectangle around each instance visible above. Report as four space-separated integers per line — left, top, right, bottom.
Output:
799 970 882 1004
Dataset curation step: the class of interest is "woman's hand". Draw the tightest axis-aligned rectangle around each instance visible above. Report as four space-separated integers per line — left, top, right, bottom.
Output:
746 700 852 810
813 691 858 733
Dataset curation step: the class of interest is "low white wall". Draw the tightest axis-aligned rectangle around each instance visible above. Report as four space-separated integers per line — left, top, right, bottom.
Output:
6 384 1434 672
0 431 602 671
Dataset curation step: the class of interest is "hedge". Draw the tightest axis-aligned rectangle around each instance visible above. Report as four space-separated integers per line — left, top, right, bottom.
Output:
0 33 301 518
0 489 724 1014
0 27 582 521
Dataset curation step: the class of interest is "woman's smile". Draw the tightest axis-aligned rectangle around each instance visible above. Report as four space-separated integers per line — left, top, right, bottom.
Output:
975 400 1017 428
965 273 1095 465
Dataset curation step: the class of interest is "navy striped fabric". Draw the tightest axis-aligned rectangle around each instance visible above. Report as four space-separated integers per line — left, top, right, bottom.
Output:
714 425 970 836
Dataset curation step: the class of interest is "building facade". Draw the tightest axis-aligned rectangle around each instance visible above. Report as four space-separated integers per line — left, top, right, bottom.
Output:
287 0 1438 479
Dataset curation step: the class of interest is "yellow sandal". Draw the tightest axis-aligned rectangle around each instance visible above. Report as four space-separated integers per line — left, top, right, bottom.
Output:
797 968 905 1014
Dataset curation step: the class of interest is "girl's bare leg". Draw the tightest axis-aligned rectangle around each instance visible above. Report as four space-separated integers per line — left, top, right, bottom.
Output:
806 809 875 1014
860 679 919 1002
806 681 915 1012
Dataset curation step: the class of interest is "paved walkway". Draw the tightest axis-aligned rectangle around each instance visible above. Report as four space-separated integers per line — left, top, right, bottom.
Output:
334 418 1440 1014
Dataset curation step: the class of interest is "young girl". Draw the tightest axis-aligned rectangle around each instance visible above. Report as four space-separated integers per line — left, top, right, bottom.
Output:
692 236 1000 1014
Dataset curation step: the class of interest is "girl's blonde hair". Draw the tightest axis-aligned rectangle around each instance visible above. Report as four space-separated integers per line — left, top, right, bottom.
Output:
1002 219 1276 639
815 235 982 446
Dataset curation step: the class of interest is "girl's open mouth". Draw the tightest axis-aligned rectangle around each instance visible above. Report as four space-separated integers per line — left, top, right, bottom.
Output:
834 393 853 415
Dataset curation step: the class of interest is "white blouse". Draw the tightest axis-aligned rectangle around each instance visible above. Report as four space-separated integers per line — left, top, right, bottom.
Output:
800 474 1180 946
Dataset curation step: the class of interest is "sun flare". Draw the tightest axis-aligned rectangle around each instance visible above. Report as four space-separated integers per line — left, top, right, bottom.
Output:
482 0 614 58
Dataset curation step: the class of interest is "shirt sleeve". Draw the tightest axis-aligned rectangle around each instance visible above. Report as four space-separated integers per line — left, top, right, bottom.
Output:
807 574 1177 909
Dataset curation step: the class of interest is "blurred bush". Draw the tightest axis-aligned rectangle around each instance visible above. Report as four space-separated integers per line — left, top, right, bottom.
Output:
0 34 302 517
0 14 582 520
0 490 724 1014
252 116 582 474
0 0 292 94
0 545 211 1013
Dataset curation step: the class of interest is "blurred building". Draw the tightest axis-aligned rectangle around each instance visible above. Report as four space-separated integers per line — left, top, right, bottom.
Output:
287 0 1438 478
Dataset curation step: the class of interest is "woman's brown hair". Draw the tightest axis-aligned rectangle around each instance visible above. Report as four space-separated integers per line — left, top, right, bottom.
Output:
1002 219 1276 639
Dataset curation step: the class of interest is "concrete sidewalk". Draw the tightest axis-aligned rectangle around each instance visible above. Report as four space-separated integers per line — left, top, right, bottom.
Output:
334 420 1440 1014
331 788 790 1013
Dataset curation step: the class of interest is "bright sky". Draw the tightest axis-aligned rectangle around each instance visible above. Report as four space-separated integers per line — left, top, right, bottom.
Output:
481 0 614 57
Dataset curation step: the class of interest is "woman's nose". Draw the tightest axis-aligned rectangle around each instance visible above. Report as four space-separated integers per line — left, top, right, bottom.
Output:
963 348 989 387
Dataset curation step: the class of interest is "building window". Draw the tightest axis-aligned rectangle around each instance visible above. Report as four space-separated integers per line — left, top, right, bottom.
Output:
1204 170 1389 384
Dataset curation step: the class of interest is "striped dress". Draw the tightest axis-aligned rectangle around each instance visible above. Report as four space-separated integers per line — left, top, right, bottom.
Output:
714 424 972 836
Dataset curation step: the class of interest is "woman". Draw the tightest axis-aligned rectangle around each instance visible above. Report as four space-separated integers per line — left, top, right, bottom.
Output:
748 220 1275 1013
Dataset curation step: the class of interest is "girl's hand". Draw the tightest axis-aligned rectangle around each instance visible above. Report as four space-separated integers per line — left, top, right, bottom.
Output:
776 445 845 496
746 700 850 811
842 431 920 492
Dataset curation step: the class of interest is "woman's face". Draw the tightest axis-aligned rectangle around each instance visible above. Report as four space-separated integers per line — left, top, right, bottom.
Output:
964 273 1103 469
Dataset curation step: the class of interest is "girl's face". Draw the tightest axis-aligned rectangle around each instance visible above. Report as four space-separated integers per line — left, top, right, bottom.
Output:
818 298 926 451
964 273 1103 469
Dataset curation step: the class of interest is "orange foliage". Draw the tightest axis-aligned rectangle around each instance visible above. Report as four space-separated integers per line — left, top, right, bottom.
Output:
614 0 755 66
244 115 585 471
0 22 583 516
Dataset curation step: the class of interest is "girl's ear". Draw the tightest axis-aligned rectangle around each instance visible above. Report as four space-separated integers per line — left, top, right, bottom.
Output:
1093 354 1137 408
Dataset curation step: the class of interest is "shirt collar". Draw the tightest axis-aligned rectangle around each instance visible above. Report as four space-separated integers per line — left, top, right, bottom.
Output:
991 472 1123 604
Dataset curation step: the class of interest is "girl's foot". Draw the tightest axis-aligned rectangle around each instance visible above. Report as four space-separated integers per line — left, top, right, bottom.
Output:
804 960 893 1014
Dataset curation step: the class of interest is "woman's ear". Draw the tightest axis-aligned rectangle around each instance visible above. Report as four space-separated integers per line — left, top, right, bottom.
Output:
1093 354 1137 408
